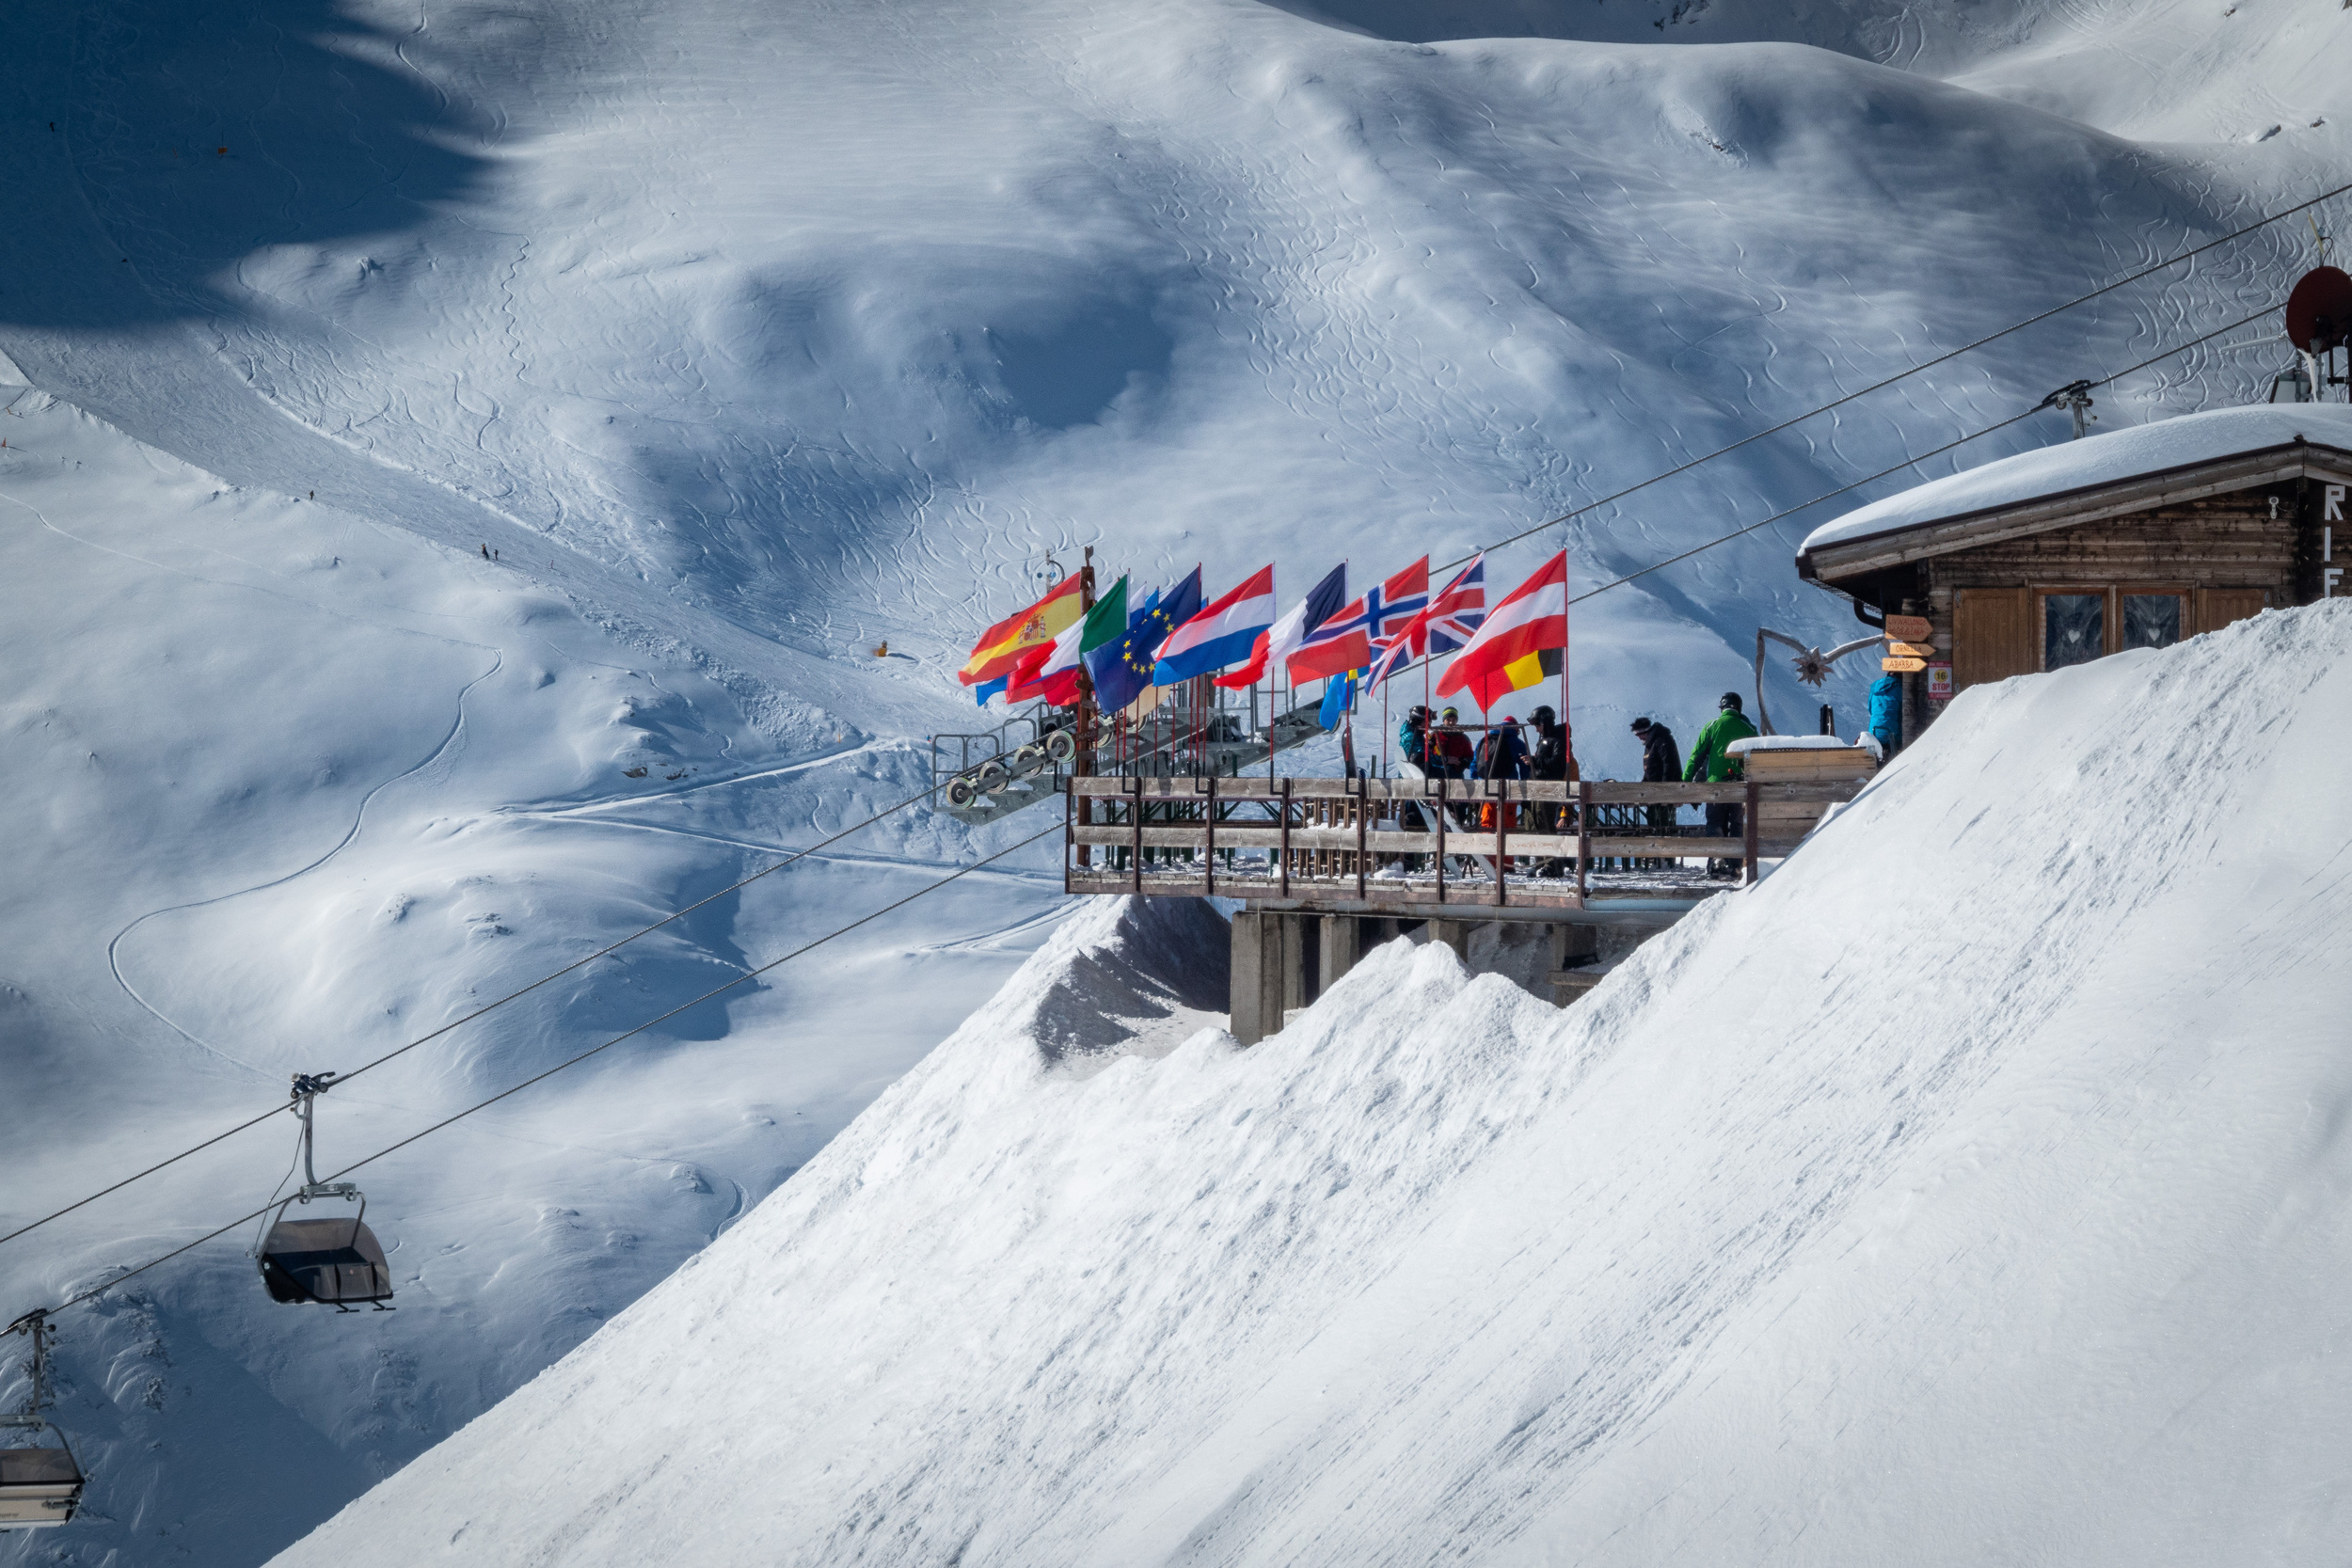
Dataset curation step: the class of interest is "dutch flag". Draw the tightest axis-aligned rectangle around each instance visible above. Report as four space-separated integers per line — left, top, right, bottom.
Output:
1152 565 1278 687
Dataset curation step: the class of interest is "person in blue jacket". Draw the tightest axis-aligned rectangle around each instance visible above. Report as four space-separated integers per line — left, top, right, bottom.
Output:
1397 705 1431 770
1868 674 1902 756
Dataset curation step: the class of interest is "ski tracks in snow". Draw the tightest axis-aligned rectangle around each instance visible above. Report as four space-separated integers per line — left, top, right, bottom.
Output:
0 475 501 1069
103 649 504 1070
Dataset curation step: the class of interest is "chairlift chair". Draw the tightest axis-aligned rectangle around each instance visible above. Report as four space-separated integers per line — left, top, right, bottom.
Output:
255 1072 394 1311
0 1315 85 1529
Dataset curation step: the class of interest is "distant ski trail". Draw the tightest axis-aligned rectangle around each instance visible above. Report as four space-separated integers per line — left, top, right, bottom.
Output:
0 478 503 1066
103 651 503 1070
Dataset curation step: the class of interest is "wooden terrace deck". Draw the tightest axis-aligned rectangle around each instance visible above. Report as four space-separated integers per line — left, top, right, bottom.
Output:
1063 774 1867 911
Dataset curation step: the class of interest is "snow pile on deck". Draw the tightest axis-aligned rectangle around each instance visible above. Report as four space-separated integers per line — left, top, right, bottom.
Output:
276 600 2352 1566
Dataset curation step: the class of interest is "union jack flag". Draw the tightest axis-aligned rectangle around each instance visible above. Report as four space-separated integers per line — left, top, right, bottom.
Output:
1423 555 1486 656
1363 555 1483 695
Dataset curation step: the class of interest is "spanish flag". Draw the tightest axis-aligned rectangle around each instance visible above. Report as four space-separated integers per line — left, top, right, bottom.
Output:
959 575 1085 687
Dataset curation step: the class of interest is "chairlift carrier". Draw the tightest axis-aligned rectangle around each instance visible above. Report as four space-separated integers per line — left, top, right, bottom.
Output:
255 1072 394 1310
0 1312 85 1529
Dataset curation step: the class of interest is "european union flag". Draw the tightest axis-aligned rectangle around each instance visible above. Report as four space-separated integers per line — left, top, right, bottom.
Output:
1088 567 1201 714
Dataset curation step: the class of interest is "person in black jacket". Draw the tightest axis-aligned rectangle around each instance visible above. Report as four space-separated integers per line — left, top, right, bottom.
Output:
1526 705 1569 877
1630 717 1679 869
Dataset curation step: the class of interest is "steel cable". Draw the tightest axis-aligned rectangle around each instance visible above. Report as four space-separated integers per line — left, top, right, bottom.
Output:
0 770 963 1251
1434 180 2351 576
29 818 1065 1318
7 182 2340 1256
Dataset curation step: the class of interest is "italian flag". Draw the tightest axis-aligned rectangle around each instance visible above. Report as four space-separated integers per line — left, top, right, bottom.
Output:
1435 551 1566 711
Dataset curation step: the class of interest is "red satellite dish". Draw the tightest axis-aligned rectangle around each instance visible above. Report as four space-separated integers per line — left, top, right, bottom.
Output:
2285 265 2352 352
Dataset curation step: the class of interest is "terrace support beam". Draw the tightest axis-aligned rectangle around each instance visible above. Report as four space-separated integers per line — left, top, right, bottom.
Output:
1318 915 1361 999
1280 914 1315 1013
1554 923 1601 969
1229 911 1286 1047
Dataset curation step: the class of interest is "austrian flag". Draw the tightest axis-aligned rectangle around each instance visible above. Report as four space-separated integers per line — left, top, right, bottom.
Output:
1435 551 1567 710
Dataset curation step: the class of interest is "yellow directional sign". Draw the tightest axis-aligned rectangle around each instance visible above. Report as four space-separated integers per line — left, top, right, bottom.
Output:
1885 641 1934 657
1884 614 1933 641
1882 656 1928 673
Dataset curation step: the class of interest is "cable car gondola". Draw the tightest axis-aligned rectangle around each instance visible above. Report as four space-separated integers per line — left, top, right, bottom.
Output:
254 1072 394 1311
0 1313 85 1530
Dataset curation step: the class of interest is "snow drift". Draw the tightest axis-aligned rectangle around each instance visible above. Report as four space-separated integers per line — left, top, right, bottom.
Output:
276 601 2352 1565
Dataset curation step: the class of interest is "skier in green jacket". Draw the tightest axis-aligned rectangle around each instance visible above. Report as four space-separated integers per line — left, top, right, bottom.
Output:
1684 691 1759 878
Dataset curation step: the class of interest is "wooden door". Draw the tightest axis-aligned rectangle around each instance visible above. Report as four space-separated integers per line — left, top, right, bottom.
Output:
2195 587 2267 635
1952 586 2032 692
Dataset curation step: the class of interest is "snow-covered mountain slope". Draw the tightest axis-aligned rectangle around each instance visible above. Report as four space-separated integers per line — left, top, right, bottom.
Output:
0 379 1067 1561
274 598 2352 1567
1302 0 2349 147
7 0 2345 726
8 0 2352 1561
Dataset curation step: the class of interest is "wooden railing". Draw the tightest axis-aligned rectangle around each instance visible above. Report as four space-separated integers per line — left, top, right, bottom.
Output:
1063 775 1867 909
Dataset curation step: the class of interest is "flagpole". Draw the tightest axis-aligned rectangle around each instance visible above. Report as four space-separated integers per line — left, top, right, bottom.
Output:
1562 561 1572 782
1075 546 1097 871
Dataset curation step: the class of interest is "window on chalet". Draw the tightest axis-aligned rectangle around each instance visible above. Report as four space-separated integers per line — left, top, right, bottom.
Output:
2042 593 2104 671
2122 593 2184 651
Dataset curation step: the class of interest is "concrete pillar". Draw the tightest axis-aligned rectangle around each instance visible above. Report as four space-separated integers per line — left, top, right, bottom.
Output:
1553 923 1600 968
1318 915 1361 998
1427 919 1471 965
1546 922 1604 1006
1229 911 1284 1047
1280 914 1315 1012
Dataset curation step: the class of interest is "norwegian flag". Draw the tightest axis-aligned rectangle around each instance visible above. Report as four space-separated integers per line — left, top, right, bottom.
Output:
1287 557 1429 684
1364 555 1483 695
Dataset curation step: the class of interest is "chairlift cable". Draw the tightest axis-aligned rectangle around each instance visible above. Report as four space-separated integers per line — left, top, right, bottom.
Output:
1368 299 2277 696
17 819 1064 1322
8 191 2334 1258
0 1104 294 1252
0 771 968 1253
1563 299 2279 604
1434 180 2352 578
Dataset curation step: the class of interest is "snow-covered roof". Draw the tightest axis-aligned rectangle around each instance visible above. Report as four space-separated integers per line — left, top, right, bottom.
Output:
1800 404 2352 559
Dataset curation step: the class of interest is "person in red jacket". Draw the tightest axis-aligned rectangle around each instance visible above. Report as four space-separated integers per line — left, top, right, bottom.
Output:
1431 705 1474 779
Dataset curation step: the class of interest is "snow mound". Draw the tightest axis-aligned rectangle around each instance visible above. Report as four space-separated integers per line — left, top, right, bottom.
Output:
1726 733 1868 752
275 600 2352 1566
1802 404 2352 552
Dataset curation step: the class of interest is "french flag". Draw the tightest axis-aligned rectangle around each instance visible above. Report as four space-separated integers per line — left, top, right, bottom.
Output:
1152 564 1277 687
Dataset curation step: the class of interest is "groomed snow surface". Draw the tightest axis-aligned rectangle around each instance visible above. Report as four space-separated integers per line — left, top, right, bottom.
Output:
278 601 2352 1566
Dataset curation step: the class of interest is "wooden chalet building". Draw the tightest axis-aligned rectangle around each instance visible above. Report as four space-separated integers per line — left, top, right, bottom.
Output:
1798 404 2352 738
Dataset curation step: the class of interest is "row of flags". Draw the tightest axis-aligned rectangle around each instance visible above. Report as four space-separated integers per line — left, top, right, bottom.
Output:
957 550 1570 718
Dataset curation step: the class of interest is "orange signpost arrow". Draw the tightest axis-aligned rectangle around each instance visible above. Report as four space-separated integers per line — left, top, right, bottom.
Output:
1885 641 1934 657
1882 656 1928 673
1884 614 1932 641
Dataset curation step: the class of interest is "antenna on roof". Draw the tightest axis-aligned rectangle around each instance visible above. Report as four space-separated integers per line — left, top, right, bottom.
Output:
2285 265 2352 402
